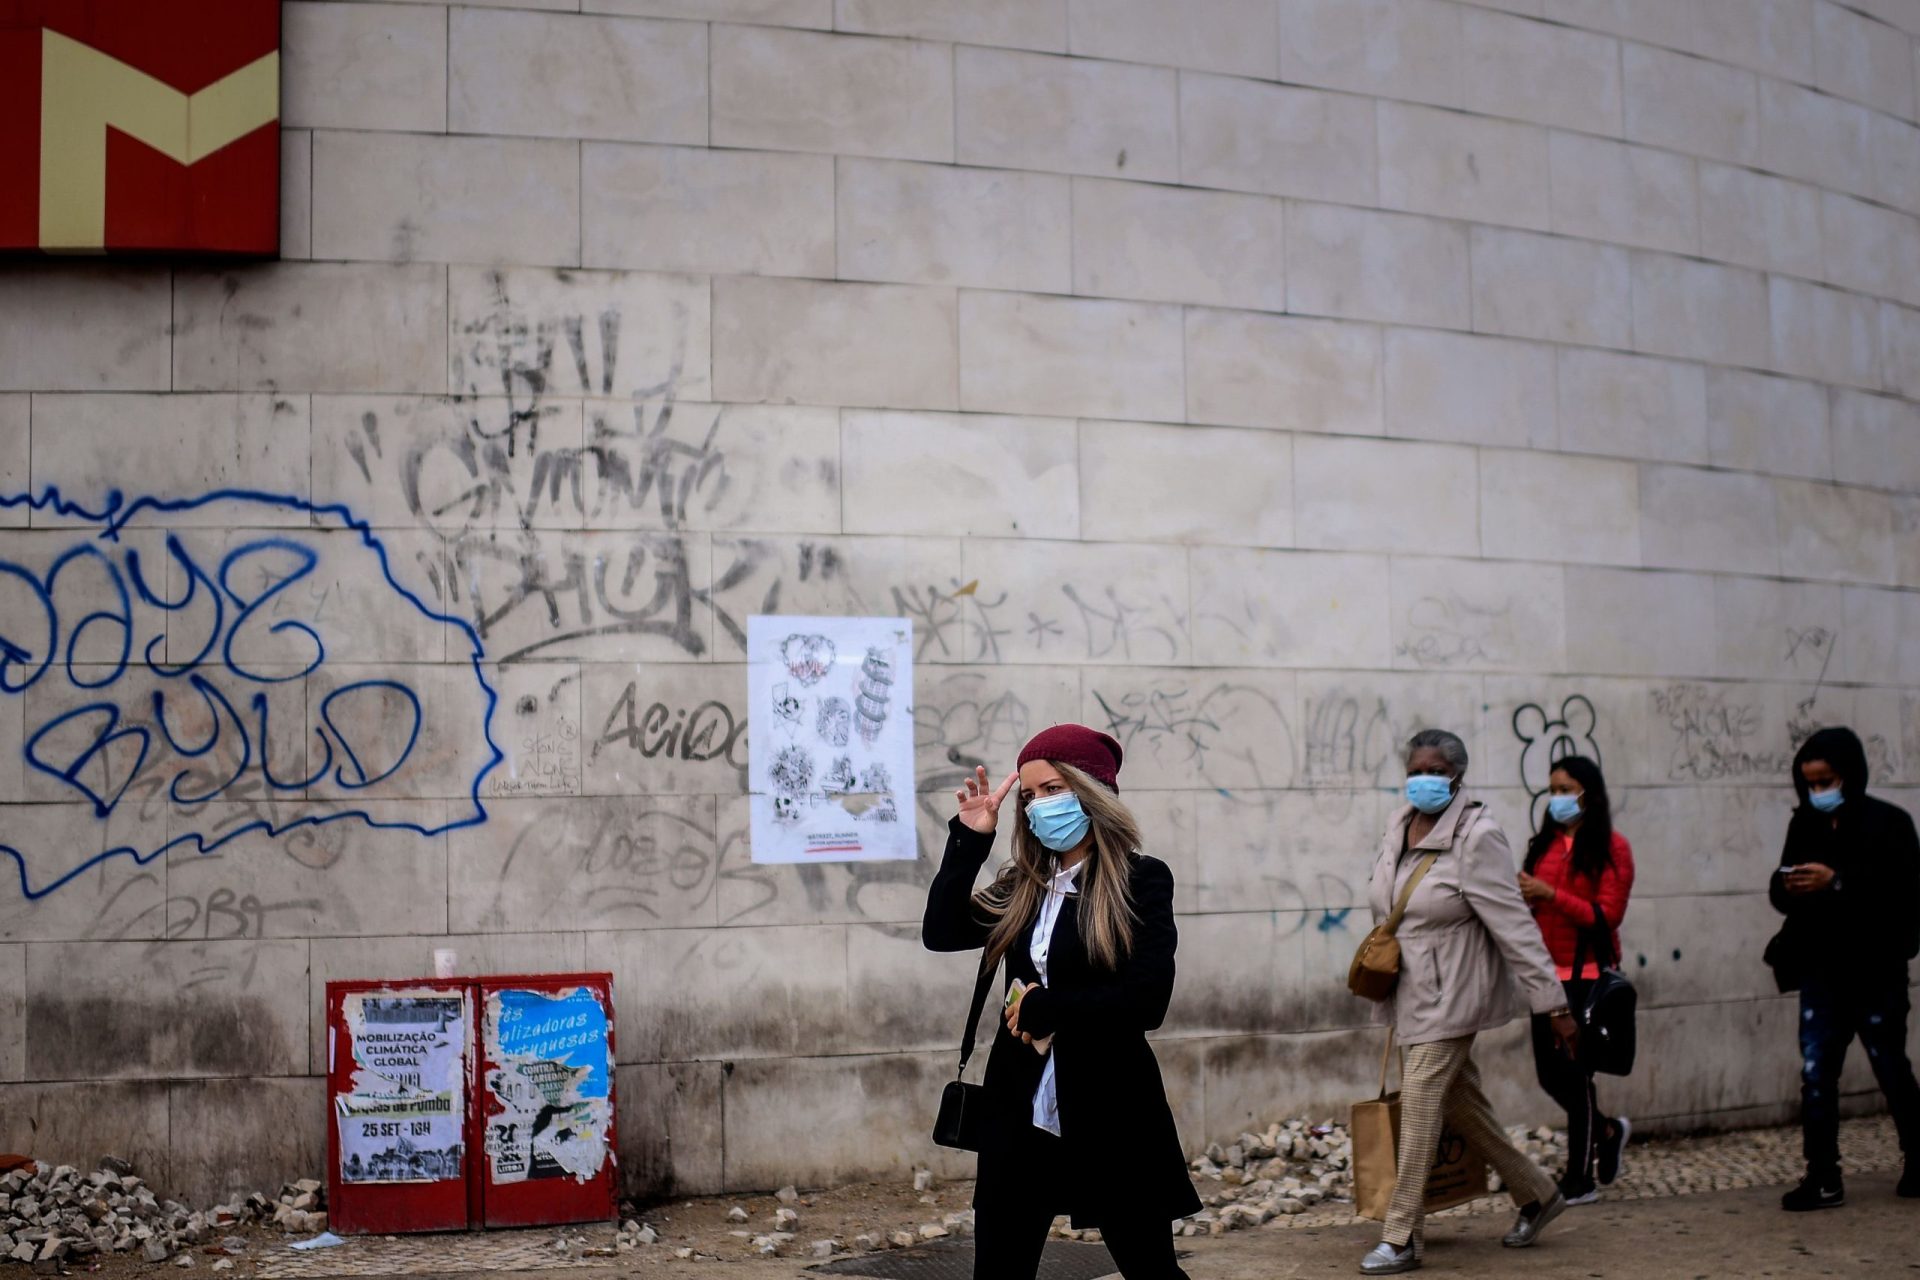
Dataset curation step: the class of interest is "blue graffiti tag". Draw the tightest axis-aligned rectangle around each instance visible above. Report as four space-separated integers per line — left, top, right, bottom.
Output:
0 486 501 900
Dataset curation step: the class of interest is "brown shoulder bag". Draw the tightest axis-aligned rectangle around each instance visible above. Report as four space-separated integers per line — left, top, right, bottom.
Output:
1346 849 1440 1002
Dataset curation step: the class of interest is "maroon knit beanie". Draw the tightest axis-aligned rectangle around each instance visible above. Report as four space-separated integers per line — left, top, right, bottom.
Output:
1017 723 1124 792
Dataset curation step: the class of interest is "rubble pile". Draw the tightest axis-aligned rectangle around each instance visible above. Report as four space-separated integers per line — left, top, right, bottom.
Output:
0 1160 328 1270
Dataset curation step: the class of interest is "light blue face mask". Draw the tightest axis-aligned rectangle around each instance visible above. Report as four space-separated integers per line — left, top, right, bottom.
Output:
1405 774 1454 815
1027 792 1091 851
1809 786 1845 813
1547 793 1583 825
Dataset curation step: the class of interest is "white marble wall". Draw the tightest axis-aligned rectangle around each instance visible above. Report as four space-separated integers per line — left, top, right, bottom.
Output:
4 0 1920 1203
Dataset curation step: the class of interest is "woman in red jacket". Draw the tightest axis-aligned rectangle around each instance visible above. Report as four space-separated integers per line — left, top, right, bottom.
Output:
1518 755 1635 1205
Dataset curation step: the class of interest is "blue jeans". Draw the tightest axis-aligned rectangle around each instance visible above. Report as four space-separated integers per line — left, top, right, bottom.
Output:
1799 975 1920 1173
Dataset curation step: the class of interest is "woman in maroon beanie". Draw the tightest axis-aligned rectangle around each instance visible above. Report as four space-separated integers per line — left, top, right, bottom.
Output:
923 723 1199 1279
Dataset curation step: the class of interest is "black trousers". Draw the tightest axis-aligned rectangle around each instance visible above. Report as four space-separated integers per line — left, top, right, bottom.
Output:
974 1124 1189 1280
1530 978 1609 1190
1799 974 1920 1174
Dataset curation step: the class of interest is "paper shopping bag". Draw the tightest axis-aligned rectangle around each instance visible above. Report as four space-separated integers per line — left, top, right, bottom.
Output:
1350 1034 1491 1221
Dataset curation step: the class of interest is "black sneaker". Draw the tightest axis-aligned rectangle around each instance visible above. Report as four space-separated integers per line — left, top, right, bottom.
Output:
1559 1178 1600 1207
1781 1172 1844 1212
1597 1116 1631 1186
1898 1165 1920 1198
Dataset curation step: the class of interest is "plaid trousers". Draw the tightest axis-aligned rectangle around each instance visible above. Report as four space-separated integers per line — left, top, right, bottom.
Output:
1381 1035 1556 1254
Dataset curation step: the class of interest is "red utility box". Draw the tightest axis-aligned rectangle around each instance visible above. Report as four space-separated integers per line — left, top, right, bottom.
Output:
325 974 617 1234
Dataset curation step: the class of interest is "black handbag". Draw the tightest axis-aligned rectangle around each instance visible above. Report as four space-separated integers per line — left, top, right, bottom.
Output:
1764 922 1804 993
1571 905 1638 1077
932 955 1000 1151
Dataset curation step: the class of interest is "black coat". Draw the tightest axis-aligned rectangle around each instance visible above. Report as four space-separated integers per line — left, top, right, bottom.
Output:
1767 729 1920 984
922 818 1201 1227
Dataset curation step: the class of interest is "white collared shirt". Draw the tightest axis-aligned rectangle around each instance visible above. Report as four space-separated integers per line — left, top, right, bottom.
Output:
1029 860 1080 1135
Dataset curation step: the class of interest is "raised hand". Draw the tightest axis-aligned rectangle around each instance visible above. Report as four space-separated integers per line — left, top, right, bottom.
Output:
955 765 1019 834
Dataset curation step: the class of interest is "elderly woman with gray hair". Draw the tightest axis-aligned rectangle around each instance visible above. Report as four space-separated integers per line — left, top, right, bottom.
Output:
1358 729 1576 1276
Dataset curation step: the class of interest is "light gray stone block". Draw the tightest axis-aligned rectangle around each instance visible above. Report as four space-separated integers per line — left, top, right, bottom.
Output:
450 266 712 402
1814 0 1916 120
837 159 1070 292
1081 420 1292 547
959 291 1183 421
1822 193 1920 309
1479 448 1640 567
1068 0 1278 78
1872 113 1920 216
1469 225 1633 347
1072 178 1284 311
1177 73 1378 206
1378 102 1550 232
1564 567 1718 676
842 409 1078 538
1621 42 1760 167
1711 575 1844 681
1705 369 1832 480
168 1079 328 1207
1697 162 1824 279
1638 464 1781 575
313 132 580 267
1698 0 1817 83
715 277 955 409
1550 132 1699 255
1555 349 1709 466
281 130 312 261
449 794 720 932
27 395 310 518
282 1 446 132
1293 435 1478 557
617 1060 726 1198
1287 204 1470 329
956 47 1178 181
1298 671 1487 795
0 398 17 524
965 537 1192 665
0 1084 171 1191
1759 77 1874 199
1775 478 1898 584
1630 253 1770 369
450 9 707 144
1770 276 1883 390
591 0 828 22
174 264 446 395
0 266 170 392
1185 309 1382 435
1191 547 1392 669
0 945 20 1080
1189 788 1384 915
1081 667 1299 790
835 0 1066 49
713 25 954 162
705 534 961 661
1832 389 1920 492
1384 329 1556 450
1835 585 1913 685
1461 7 1622 133
1542 0 1695 51
1884 301 1920 399
586 144 834 277
482 661 583 802
1277 0 1464 107
843 926 992 1054
1390 555 1566 672
25 939 308 1079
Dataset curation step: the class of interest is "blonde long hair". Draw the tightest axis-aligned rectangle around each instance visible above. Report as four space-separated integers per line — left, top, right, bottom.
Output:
973 762 1143 971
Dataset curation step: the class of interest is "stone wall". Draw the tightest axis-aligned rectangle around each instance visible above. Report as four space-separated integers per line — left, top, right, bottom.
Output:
5 0 1920 1205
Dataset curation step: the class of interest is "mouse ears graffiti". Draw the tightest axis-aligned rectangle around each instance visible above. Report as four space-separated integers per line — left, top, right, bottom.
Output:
0 487 501 901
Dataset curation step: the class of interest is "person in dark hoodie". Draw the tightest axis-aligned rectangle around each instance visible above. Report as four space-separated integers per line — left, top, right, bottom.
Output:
1767 726 1920 1211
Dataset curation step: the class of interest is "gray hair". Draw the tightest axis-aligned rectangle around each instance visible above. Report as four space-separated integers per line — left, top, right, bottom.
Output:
1405 728 1469 778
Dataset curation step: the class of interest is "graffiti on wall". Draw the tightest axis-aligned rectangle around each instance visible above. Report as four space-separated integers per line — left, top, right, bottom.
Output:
1513 696 1603 831
0 486 500 900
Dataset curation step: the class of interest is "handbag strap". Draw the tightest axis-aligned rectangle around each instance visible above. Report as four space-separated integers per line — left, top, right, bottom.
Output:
1570 902 1618 981
956 953 1000 1078
1376 1027 1396 1099
1383 850 1442 935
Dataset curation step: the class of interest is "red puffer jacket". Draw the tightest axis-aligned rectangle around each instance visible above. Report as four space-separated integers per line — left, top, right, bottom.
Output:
1528 831 1635 980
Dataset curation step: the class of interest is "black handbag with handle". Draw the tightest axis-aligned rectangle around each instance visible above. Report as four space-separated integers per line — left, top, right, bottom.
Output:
932 954 1000 1150
1571 904 1638 1077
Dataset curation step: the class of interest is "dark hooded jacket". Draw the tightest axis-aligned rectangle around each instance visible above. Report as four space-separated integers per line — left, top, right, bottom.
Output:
1767 727 1920 984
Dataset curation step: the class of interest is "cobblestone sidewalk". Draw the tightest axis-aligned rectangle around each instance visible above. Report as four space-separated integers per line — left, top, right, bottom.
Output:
252 1117 1900 1278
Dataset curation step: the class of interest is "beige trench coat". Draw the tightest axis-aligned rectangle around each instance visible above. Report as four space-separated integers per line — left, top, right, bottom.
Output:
1366 789 1564 1045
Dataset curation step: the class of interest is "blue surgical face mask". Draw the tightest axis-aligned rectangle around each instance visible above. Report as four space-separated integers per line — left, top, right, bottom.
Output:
1405 774 1454 815
1027 792 1091 852
1809 786 1845 813
1547 793 1583 825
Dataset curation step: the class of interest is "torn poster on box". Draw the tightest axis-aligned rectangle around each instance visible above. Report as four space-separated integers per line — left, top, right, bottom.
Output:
747 615 916 863
338 993 467 1184
484 987 613 1184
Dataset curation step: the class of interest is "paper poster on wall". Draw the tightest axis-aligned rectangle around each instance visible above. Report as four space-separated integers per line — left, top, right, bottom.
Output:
747 615 916 863
337 994 467 1184
483 987 613 1185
